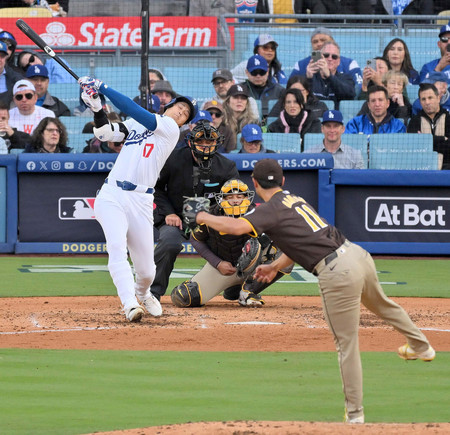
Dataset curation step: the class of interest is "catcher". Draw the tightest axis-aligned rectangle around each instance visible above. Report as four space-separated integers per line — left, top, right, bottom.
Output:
171 179 291 308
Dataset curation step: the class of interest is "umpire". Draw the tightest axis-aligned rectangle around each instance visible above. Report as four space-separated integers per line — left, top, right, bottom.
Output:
150 121 239 300
189 158 435 424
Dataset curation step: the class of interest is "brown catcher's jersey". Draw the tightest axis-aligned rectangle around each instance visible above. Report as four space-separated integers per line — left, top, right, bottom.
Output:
240 190 346 273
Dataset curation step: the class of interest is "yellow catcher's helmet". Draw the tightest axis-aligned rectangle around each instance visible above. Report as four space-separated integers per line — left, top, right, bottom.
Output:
214 179 255 216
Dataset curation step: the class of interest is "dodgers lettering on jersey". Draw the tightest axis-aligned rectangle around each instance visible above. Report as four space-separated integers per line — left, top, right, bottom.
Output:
106 115 180 188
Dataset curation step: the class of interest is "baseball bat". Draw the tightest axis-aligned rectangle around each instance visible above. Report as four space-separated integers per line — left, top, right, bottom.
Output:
15 19 79 80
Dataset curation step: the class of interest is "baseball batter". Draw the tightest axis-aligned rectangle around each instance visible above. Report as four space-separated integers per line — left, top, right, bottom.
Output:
186 158 435 424
78 76 198 322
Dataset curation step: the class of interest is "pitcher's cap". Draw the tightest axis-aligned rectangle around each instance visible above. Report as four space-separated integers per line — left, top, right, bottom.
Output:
251 158 283 185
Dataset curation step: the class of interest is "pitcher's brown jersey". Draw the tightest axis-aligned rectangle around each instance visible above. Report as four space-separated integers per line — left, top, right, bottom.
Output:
240 189 346 272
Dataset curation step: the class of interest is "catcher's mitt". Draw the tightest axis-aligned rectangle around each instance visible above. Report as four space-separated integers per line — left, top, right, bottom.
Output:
236 238 262 279
182 196 210 230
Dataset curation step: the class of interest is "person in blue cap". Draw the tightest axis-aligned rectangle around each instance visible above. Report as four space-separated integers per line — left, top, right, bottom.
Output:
412 71 450 115
0 40 22 106
231 34 287 85
239 123 275 153
26 64 70 117
305 110 365 169
240 54 285 120
419 22 450 83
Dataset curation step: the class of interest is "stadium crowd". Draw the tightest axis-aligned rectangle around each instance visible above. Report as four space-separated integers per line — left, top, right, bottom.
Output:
0 9 449 169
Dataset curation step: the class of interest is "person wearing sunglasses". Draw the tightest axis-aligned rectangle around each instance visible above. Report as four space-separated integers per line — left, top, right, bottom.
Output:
0 41 23 107
240 54 284 121
419 22 450 84
17 50 75 84
203 99 236 153
24 116 71 154
231 34 287 85
8 80 55 135
290 27 362 96
306 41 356 109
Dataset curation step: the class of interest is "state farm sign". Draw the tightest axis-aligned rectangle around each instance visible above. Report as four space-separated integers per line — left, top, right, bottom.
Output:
1 16 218 48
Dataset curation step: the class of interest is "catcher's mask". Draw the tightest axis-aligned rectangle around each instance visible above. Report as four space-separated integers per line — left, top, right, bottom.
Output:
214 179 254 216
188 121 223 170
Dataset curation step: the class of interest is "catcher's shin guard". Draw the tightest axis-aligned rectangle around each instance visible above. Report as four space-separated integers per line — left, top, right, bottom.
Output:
171 280 203 307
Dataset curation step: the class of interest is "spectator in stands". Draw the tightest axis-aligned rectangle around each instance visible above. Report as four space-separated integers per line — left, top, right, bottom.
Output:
203 99 236 152
359 57 390 100
407 83 450 170
132 68 164 109
0 41 22 106
267 88 321 141
240 54 284 120
231 34 287 85
412 71 450 115
0 101 31 151
0 31 19 73
270 75 329 119
290 27 362 94
358 71 412 125
177 110 213 148
189 0 235 16
17 50 75 84
305 110 365 169
419 23 450 83
9 80 55 135
382 38 419 85
306 41 356 108
346 85 406 134
24 117 71 153
239 123 275 153
223 84 260 139
208 68 260 118
152 80 176 111
26 65 70 117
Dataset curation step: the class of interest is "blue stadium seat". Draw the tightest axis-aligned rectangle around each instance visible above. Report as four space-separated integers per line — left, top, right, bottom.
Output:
406 85 420 102
163 67 216 102
59 116 90 135
369 133 437 169
370 133 433 152
339 100 363 123
9 148 24 154
369 150 440 170
68 133 94 154
237 132 301 153
50 83 80 114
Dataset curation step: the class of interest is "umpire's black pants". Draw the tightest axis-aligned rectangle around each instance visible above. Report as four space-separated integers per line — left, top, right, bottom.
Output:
150 224 186 299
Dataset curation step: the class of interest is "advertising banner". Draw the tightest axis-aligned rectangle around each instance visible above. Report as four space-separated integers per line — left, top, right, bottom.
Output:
335 185 450 243
0 17 220 48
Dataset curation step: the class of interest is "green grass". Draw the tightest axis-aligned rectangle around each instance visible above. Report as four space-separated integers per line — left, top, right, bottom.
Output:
0 349 448 434
0 256 448 298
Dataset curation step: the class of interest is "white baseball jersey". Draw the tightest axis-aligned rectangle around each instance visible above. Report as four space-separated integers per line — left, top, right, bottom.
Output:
8 106 55 135
107 114 180 187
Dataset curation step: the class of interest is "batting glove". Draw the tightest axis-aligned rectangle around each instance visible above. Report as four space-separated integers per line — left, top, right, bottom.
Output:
78 76 104 92
81 90 102 112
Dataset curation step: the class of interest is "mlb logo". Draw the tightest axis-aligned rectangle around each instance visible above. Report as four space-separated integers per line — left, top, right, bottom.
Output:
59 197 96 220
